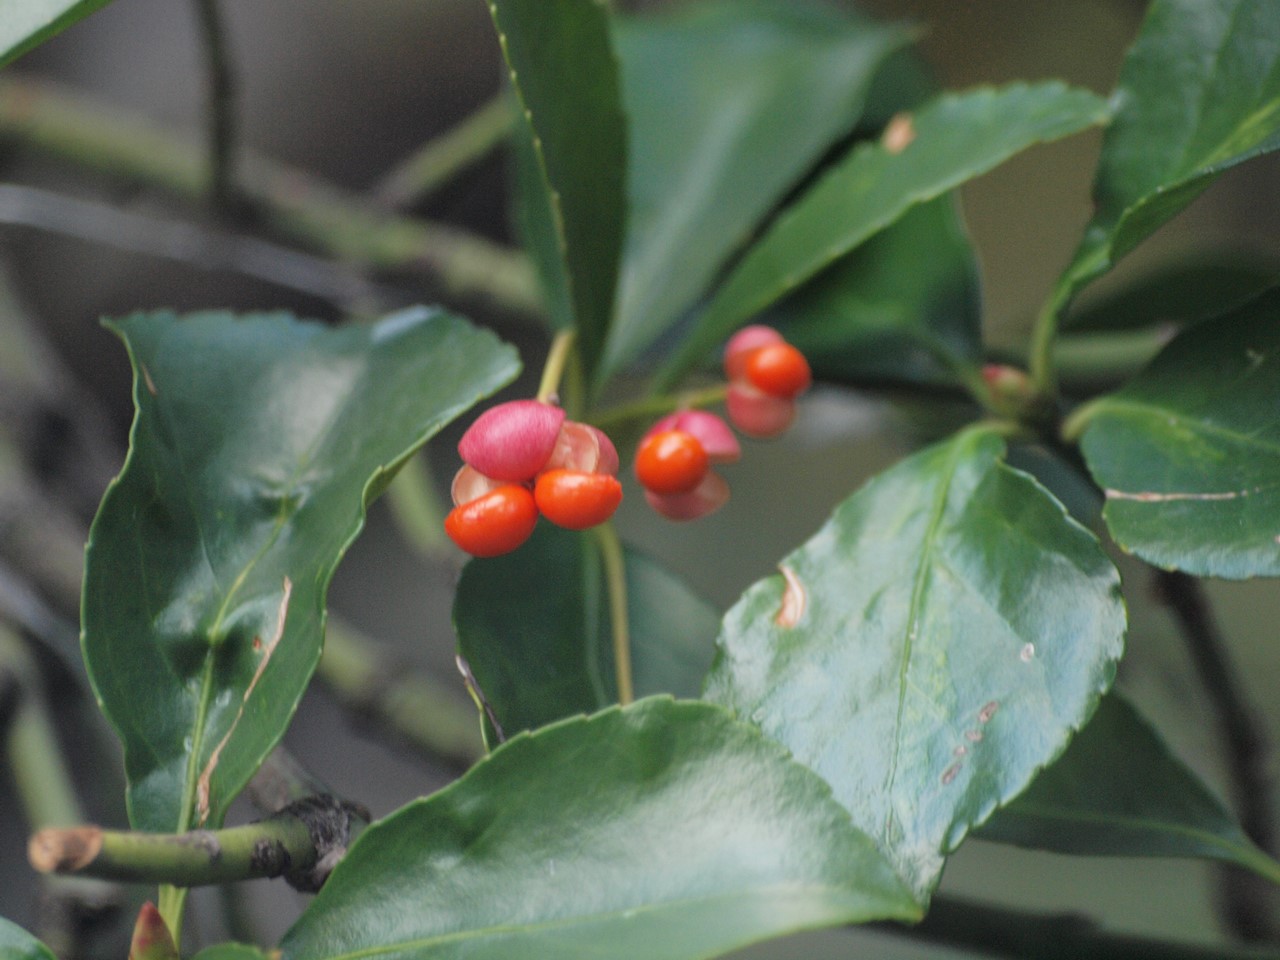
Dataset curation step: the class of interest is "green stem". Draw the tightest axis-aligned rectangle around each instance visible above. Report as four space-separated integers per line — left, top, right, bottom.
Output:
385 453 450 558
374 94 513 209
0 77 542 316
318 618 483 769
590 384 729 433
192 0 239 213
537 331 578 404
593 523 633 706
30 816 316 886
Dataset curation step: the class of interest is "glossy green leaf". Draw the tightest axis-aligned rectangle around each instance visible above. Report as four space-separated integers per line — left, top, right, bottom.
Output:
0 0 114 68
1058 0 1280 301
454 524 717 736
979 694 1280 882
600 0 912 381
771 195 981 387
492 0 626 380
82 309 519 833
280 699 920 960
1077 288 1280 578
0 918 56 960
705 427 1126 899
657 82 1109 389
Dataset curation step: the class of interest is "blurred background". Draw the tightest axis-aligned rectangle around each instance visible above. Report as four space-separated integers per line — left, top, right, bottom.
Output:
1 0 1279 957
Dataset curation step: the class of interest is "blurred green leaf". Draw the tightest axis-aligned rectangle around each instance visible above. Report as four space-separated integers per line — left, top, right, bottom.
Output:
493 0 626 380
454 524 718 736
1057 0 1280 301
658 82 1109 388
705 427 1126 899
0 918 56 960
280 699 920 960
771 195 981 387
191 947 272 960
1067 256 1279 332
1077 288 1280 578
82 309 518 833
601 0 911 382
0 0 114 68
979 695 1280 882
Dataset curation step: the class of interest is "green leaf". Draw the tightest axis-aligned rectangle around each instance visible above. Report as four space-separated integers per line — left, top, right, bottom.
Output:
280 699 920 960
1076 288 1280 578
492 0 626 380
705 427 1126 899
191 947 273 960
771 195 981 387
1059 0 1280 300
600 0 912 381
454 524 717 736
82 308 519 833
979 694 1280 882
0 918 56 960
657 82 1110 389
1066 255 1279 332
0 0 114 68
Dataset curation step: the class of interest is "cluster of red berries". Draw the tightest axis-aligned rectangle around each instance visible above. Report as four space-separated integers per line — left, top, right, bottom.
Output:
635 326 811 520
443 326 810 556
445 401 623 557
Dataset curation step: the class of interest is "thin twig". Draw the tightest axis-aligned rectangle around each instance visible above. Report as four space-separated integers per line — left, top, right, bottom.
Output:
374 94 513 209
1155 569 1279 943
0 76 543 317
191 0 239 213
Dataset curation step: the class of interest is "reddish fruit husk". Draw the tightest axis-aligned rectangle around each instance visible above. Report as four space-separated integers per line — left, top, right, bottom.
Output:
458 399 565 482
444 485 539 557
725 382 796 438
724 325 785 381
645 471 730 521
534 469 623 530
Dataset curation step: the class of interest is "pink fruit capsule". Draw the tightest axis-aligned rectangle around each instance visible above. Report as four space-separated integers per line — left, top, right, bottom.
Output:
725 381 796 439
458 399 565 482
644 471 730 522
542 421 620 476
451 464 504 507
645 410 740 464
724 325 785 381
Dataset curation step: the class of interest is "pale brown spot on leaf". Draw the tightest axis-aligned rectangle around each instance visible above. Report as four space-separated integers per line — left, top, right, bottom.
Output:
1106 487 1258 503
941 762 962 785
197 577 292 825
882 112 916 154
775 564 806 627
978 700 999 724
141 363 158 396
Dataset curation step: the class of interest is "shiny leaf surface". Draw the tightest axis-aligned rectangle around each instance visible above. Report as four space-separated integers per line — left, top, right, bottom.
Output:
1059 0 1280 299
492 0 626 379
979 695 1280 882
0 919 56 960
280 699 919 960
705 427 1126 898
659 82 1109 388
1078 288 1280 578
454 524 718 736
771 195 981 386
82 309 518 832
601 0 911 381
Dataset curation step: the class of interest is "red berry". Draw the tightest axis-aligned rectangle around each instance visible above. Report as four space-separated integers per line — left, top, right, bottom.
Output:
634 430 710 494
444 485 538 557
726 382 796 438
458 400 565 482
744 343 811 399
644 471 730 521
534 469 623 530
646 410 740 464
724 325 785 381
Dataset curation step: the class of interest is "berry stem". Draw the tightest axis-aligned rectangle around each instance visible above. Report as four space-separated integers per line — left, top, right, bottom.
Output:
590 384 728 433
593 522 634 706
536 330 578 405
